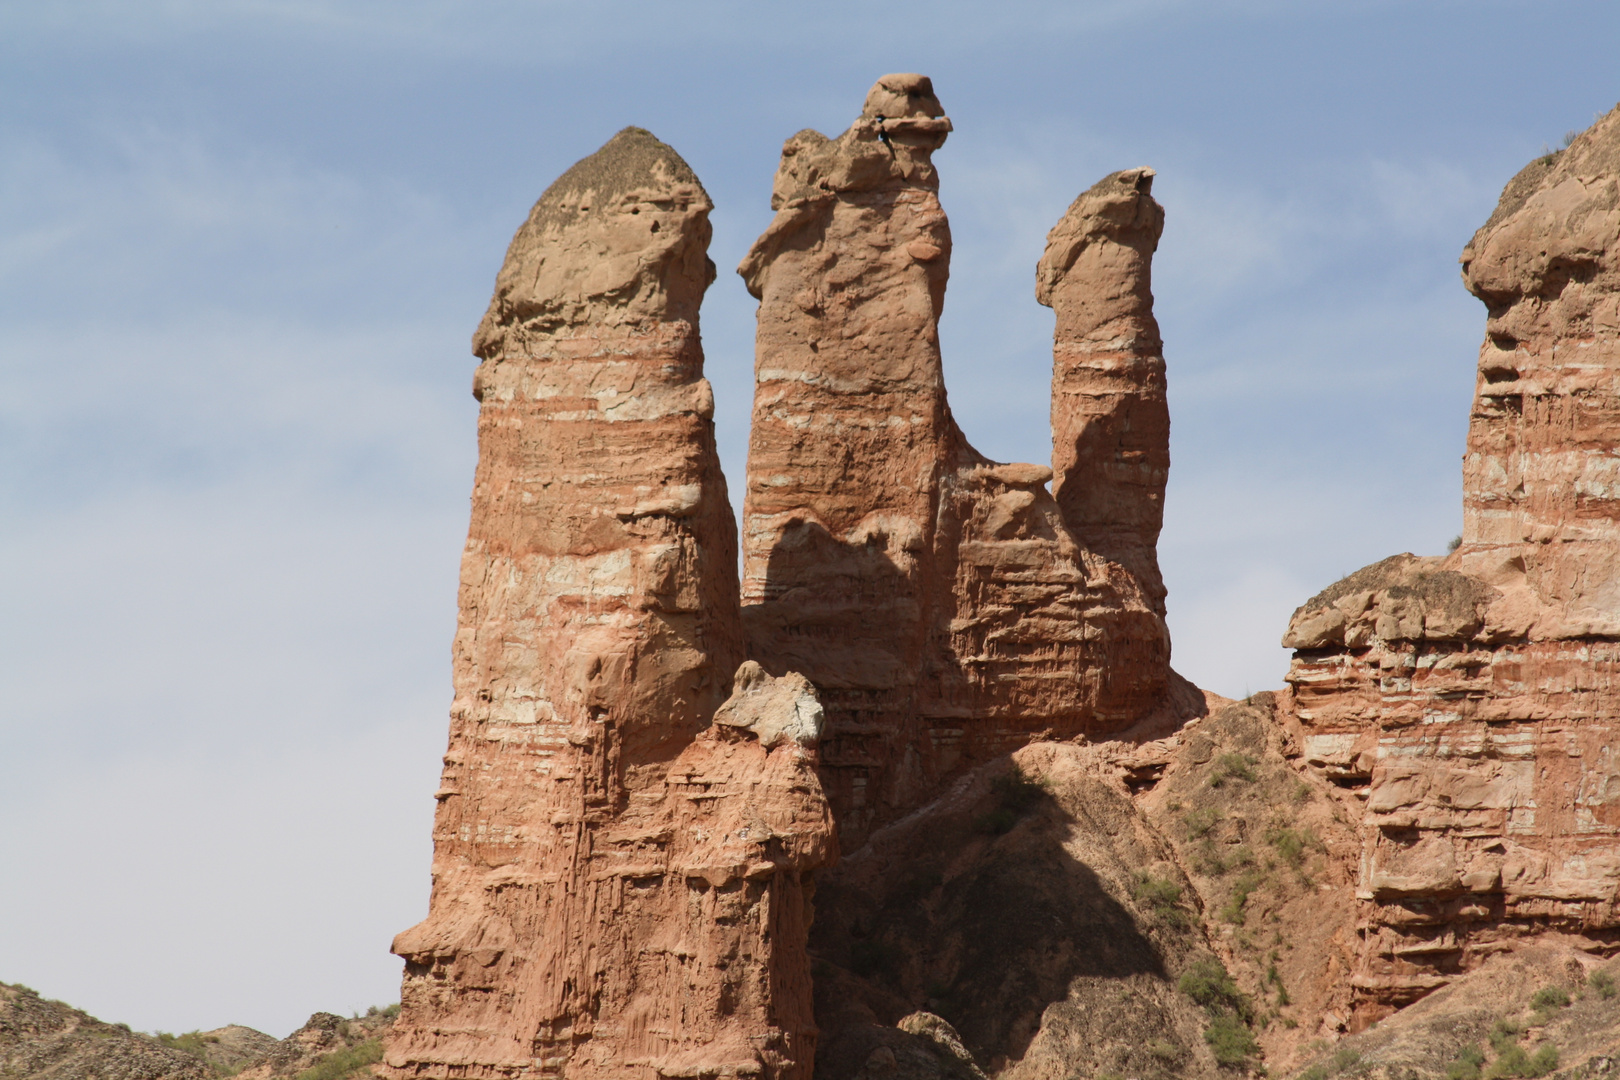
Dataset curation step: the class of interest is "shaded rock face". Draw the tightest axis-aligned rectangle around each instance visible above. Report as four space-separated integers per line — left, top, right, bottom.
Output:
1281 105 1620 1025
385 128 836 1080
807 697 1369 1080
738 74 1183 846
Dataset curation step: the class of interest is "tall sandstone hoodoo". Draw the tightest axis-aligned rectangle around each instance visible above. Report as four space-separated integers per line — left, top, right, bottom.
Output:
391 75 1212 1080
1280 104 1620 1025
1037 166 1172 612
384 128 836 1080
738 75 1188 844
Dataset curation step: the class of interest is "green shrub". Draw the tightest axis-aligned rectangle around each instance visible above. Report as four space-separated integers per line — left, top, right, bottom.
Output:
1209 753 1257 788
1480 1043 1558 1080
1265 825 1321 868
1195 841 1255 879
1183 806 1222 839
1488 1045 1530 1079
1147 1039 1181 1062
1488 1019 1521 1054
1266 963 1291 1007
365 1002 402 1018
1220 870 1264 925
1529 985 1570 1012
1132 875 1189 929
1204 1014 1260 1067
1179 958 1248 1019
1445 1044 1486 1080
1591 970 1617 999
293 1040 384 1080
155 1031 209 1056
1193 840 1228 876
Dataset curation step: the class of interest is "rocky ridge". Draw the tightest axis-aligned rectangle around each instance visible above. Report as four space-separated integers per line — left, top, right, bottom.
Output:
0 983 393 1080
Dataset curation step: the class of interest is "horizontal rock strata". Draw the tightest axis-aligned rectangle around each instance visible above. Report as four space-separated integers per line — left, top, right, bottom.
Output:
384 128 835 1080
1281 104 1620 1024
738 75 1183 846
1038 166 1172 611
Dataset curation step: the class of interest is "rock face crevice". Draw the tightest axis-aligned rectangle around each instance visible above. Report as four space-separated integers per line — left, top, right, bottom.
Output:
738 74 1186 847
1281 104 1620 1025
383 128 836 1080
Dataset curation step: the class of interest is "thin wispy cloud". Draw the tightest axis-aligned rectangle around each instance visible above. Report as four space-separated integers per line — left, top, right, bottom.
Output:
2 0 1615 1039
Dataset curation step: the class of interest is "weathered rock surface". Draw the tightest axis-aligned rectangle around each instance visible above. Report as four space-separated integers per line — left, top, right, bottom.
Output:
384 128 835 1080
737 74 1186 847
1281 103 1620 1025
1037 166 1172 610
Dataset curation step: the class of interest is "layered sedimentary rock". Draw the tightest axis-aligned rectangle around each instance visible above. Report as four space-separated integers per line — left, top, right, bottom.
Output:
385 129 835 1080
738 75 1182 844
1037 167 1172 610
1281 104 1620 1023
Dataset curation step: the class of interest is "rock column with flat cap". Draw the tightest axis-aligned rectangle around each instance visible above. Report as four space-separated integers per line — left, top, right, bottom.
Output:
384 128 835 1080
1279 104 1620 1025
738 76 1186 846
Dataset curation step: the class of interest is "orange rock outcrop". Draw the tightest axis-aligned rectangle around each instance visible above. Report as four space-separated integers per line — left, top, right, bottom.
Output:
737 75 1188 845
1281 104 1620 1023
383 128 836 1080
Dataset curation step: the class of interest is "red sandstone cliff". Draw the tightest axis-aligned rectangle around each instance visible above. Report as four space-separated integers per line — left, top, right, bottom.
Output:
737 75 1189 847
384 128 836 1080
1280 104 1620 1025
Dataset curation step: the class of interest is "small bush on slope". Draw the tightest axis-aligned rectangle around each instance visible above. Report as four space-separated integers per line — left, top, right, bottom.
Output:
293 1040 383 1080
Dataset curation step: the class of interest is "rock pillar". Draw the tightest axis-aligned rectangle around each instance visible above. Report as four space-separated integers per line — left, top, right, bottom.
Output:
1036 167 1171 611
738 78 1182 845
385 128 835 1080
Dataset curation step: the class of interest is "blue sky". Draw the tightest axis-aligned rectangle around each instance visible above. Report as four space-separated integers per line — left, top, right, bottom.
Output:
2 0 1615 1040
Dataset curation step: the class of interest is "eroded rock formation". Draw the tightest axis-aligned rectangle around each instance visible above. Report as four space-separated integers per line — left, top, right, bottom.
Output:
1037 166 1172 610
738 74 1187 845
1280 104 1620 1024
384 128 835 1080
